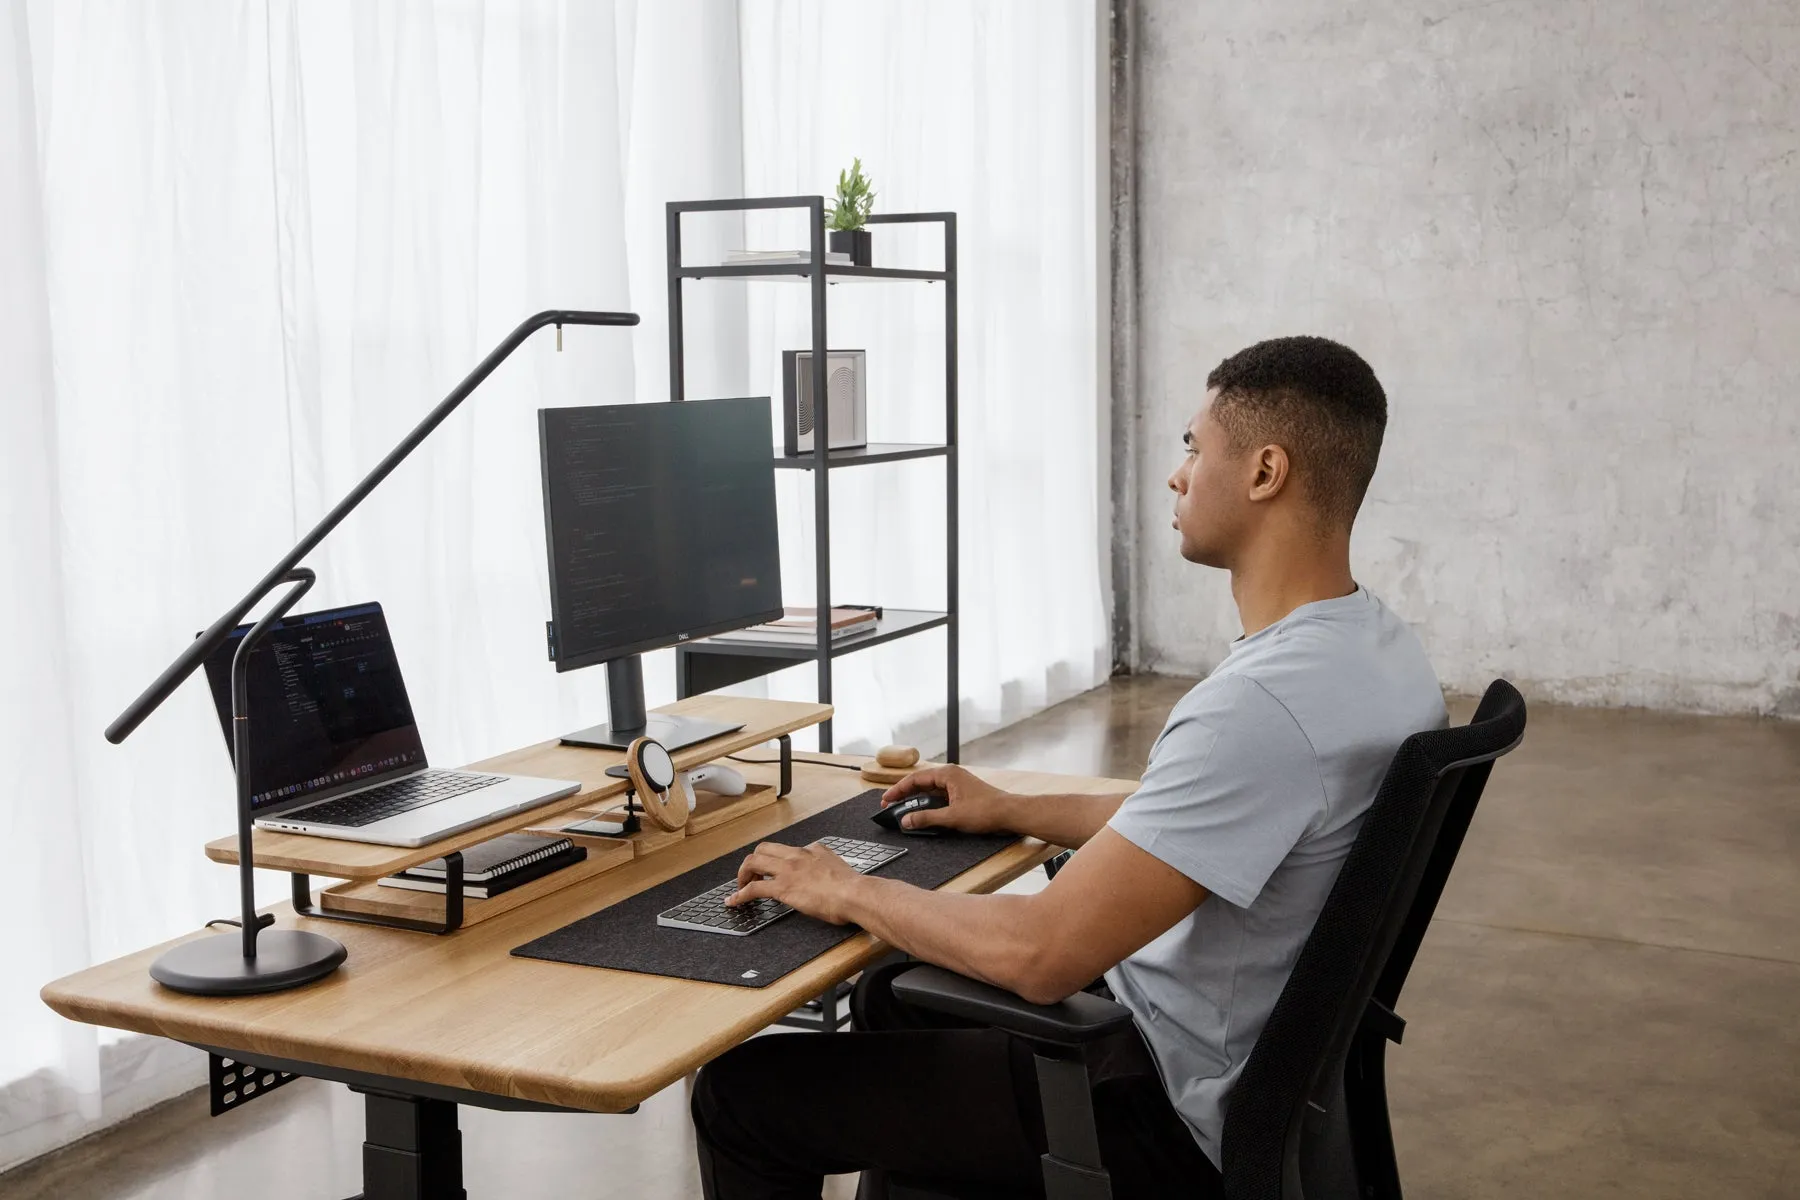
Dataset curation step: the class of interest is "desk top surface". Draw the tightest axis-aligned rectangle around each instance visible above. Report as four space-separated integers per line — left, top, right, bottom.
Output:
44 737 1136 1113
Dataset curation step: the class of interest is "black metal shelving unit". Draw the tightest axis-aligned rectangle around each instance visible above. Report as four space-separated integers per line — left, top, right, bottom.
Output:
666 196 959 760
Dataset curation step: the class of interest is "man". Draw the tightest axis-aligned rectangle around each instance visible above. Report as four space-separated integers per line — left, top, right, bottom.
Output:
692 336 1447 1198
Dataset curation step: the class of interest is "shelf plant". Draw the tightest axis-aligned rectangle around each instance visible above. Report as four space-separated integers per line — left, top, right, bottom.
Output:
824 157 876 266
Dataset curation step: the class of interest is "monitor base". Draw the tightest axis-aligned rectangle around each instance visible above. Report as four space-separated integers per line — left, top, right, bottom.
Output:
559 713 743 753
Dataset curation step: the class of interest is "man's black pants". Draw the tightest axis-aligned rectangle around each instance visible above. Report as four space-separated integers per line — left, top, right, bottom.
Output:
691 961 1224 1199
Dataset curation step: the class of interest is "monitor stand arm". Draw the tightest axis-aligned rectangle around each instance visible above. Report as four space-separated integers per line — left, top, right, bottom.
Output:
558 654 742 753
607 655 651 732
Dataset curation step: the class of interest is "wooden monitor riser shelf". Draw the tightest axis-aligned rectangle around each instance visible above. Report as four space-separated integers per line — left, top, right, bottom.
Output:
43 758 1138 1114
204 696 831 880
553 815 686 859
319 780 789 928
532 780 784 855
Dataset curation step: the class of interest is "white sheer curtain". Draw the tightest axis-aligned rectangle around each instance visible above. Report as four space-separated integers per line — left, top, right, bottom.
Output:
0 0 1104 1171
735 1 1107 754
0 0 741 1169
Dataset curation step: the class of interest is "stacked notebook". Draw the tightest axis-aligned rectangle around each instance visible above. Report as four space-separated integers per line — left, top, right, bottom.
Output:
378 833 586 900
707 606 879 645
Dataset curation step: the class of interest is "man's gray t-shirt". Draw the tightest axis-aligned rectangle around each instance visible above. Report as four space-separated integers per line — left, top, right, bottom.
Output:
1104 586 1445 1167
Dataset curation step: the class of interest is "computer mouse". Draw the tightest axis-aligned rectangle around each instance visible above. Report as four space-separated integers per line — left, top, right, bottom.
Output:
872 792 951 836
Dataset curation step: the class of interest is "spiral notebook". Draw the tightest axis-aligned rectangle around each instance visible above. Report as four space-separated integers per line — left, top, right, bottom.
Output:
380 832 581 894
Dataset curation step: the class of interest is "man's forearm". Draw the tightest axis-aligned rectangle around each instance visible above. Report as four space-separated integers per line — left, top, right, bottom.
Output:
843 876 1074 1003
831 824 1210 1006
993 790 1130 849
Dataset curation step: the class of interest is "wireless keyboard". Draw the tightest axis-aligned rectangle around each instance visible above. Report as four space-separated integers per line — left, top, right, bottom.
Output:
657 836 907 936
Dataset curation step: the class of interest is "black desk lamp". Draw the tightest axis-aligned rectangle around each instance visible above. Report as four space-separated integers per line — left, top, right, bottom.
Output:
106 309 640 996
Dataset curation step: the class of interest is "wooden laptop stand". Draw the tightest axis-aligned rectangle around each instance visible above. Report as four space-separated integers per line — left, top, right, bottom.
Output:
202 696 828 935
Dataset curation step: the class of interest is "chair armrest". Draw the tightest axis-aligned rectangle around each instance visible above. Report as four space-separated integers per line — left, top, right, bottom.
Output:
890 965 1136 1046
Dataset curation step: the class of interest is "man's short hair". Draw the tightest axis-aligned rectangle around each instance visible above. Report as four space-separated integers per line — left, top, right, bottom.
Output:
1206 336 1387 529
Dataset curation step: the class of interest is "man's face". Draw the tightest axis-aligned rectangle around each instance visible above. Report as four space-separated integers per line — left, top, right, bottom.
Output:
1167 392 1251 567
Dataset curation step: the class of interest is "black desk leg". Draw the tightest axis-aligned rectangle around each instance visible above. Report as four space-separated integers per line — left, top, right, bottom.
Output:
349 1090 465 1200
193 1042 618 1199
778 734 792 797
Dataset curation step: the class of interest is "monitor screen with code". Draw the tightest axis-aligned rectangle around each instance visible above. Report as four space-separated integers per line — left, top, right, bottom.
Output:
538 398 783 671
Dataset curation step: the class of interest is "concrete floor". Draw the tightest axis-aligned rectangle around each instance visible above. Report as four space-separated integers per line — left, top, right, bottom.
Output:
4 676 1797 1198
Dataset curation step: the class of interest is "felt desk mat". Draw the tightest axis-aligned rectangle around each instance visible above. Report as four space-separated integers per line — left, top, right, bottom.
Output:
510 789 1016 988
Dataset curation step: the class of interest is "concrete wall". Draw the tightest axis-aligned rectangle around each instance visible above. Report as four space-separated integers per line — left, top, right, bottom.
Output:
1128 0 1800 716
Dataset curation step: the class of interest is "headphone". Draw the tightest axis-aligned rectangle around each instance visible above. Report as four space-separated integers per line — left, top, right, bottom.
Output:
626 737 687 832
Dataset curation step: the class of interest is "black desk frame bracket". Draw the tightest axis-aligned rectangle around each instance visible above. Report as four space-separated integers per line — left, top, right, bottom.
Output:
776 978 852 1033
195 1043 633 1200
210 1051 301 1116
289 851 466 936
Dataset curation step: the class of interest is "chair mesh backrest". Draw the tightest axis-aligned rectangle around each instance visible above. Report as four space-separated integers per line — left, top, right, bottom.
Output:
1219 679 1527 1200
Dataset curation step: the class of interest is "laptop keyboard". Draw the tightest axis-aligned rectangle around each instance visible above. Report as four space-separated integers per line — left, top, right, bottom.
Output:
292 771 502 829
657 836 907 936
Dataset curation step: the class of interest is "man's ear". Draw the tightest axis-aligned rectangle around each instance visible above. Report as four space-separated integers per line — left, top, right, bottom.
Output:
1247 444 1290 503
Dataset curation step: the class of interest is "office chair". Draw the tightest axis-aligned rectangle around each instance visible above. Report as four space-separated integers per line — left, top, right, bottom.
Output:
871 678 1527 1200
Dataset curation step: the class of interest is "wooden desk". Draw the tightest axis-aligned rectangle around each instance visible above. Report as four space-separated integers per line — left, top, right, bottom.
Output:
43 716 1136 1199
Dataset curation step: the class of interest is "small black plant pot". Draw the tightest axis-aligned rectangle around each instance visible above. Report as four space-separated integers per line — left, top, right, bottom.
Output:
829 228 872 267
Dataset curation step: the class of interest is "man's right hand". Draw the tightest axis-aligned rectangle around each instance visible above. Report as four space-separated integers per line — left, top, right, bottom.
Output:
882 765 1014 835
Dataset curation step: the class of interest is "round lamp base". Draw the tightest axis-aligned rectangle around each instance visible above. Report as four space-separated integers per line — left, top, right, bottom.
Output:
150 929 347 996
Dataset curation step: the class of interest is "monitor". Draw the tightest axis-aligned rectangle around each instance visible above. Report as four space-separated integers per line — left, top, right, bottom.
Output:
201 602 426 814
538 397 783 750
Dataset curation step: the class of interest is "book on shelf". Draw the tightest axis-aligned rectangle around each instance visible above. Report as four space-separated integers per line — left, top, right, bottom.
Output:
707 606 880 644
721 249 852 267
377 832 586 900
768 606 880 632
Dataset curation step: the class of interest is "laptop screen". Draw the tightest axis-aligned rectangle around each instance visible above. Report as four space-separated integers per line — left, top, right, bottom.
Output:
201 602 427 813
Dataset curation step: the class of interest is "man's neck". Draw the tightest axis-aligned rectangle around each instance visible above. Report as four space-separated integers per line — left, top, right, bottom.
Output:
1229 533 1357 638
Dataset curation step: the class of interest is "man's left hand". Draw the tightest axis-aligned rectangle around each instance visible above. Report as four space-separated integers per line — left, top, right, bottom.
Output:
728 842 861 924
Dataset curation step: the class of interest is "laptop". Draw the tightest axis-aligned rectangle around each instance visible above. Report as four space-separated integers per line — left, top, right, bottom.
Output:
201 601 580 847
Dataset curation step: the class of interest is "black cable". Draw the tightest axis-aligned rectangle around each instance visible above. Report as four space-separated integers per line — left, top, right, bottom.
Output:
726 752 867 773
205 913 274 932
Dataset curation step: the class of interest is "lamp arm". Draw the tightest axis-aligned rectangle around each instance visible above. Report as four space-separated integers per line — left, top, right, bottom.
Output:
104 308 639 745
